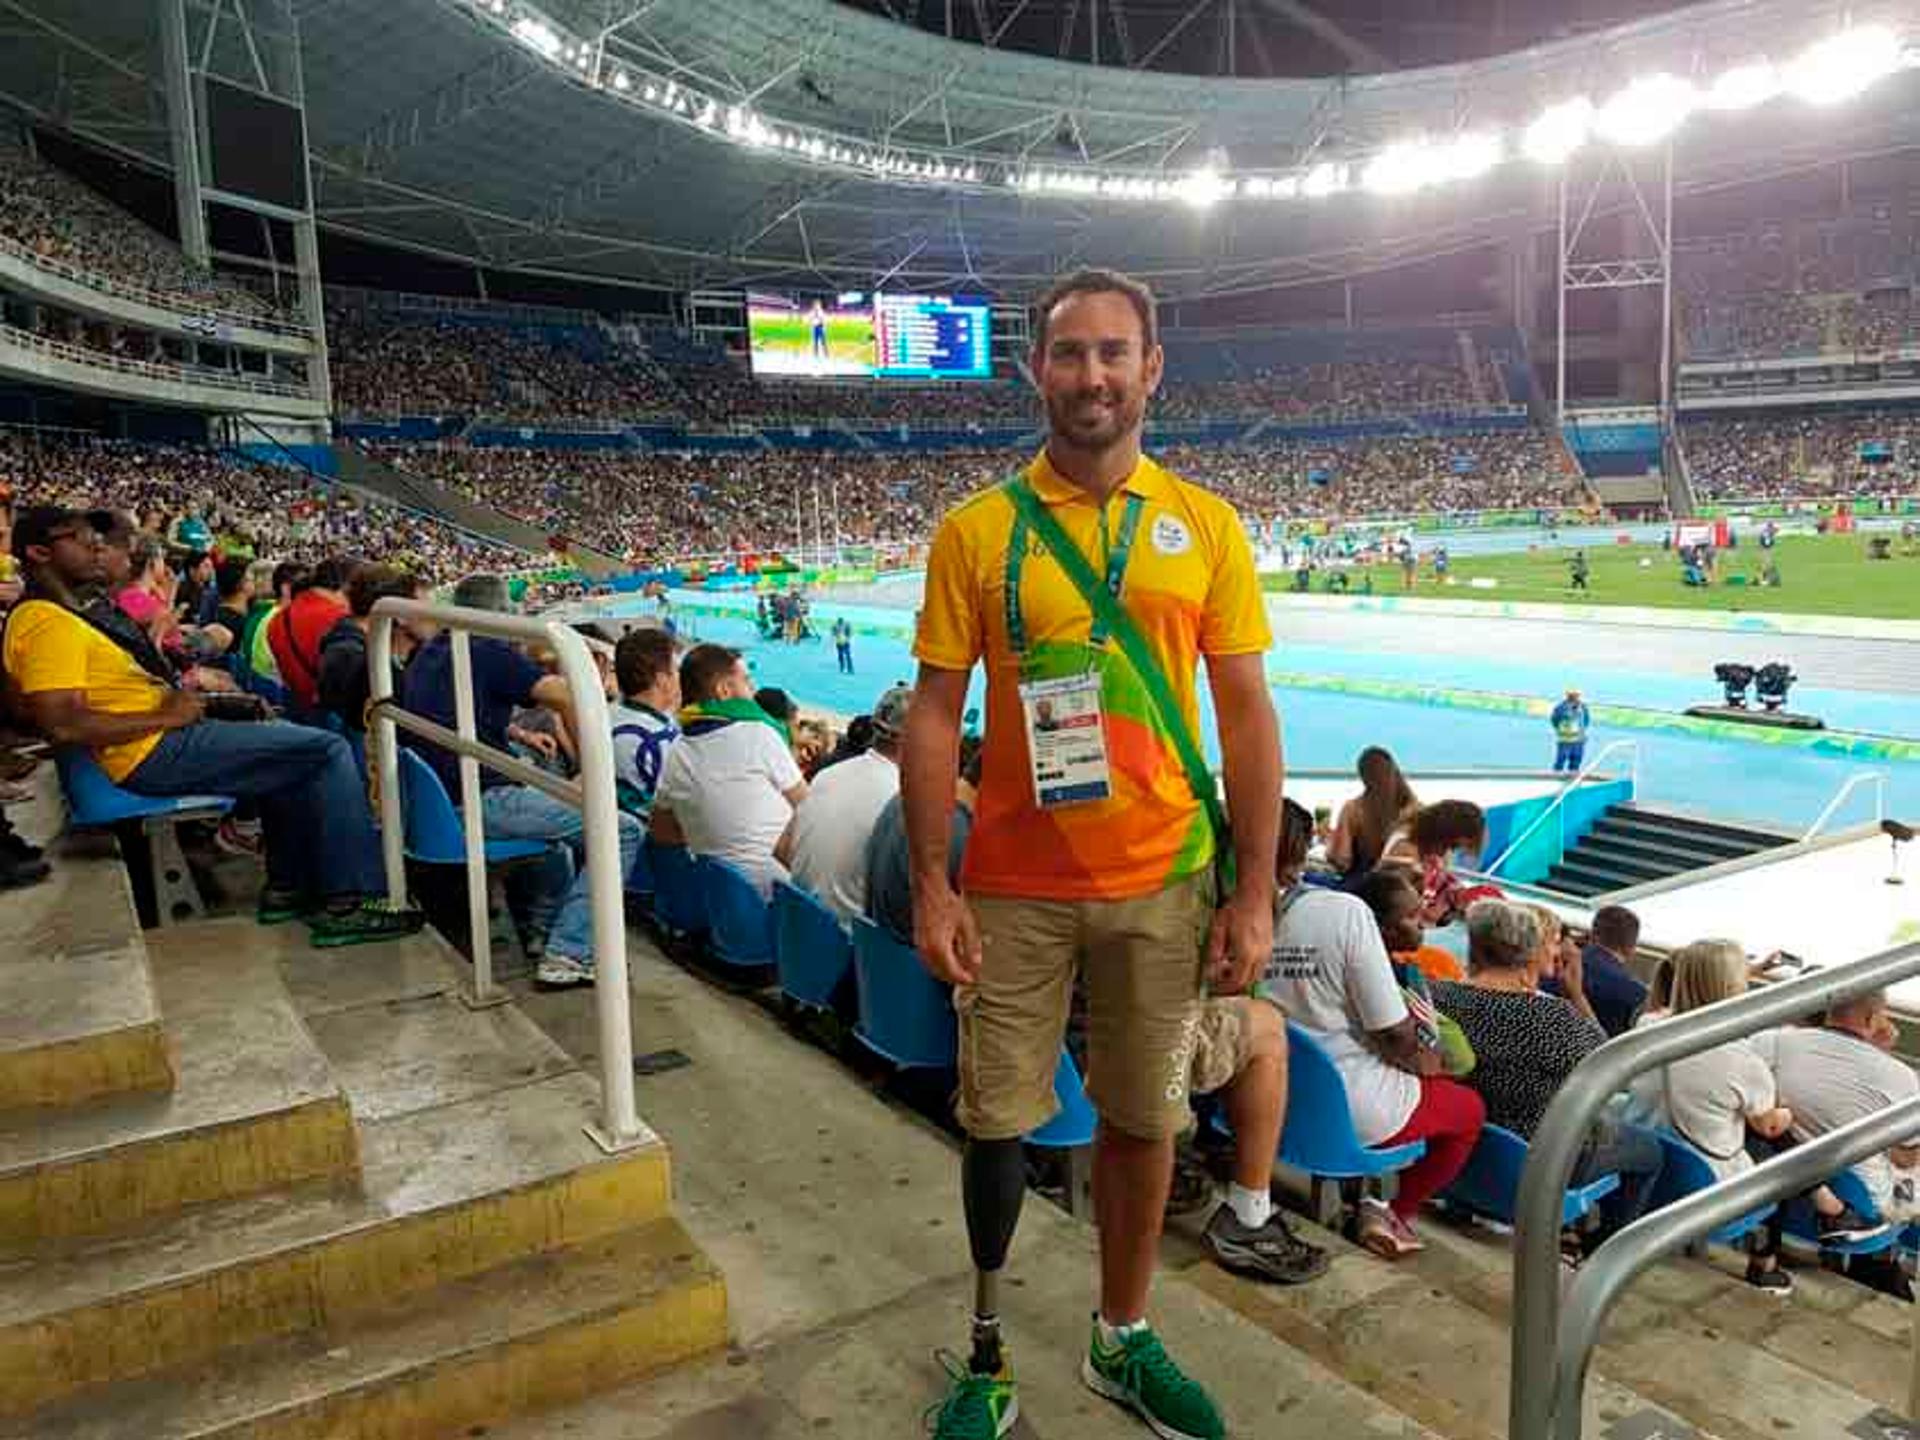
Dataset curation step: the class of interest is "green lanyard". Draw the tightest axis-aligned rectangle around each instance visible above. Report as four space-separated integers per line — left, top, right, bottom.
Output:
1003 480 1145 660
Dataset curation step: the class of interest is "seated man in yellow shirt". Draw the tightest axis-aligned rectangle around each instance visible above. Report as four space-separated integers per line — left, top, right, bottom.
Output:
3 506 421 948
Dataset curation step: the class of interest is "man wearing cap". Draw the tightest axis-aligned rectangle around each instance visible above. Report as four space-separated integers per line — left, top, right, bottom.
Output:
1 506 422 947
776 681 912 926
1550 686 1590 775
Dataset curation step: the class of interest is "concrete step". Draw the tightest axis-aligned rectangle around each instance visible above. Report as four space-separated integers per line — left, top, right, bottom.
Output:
0 1072 671 1418
0 926 355 1250
0 832 170 1112
10 1217 726 1440
1351 1208 1911 1440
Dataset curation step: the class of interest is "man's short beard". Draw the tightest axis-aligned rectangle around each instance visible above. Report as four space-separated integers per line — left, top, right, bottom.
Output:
1045 394 1139 451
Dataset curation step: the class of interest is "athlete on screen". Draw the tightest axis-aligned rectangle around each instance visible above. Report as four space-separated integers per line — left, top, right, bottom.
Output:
808 300 829 361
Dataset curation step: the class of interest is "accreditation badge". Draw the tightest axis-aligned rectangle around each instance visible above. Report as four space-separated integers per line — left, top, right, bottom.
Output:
1018 672 1111 808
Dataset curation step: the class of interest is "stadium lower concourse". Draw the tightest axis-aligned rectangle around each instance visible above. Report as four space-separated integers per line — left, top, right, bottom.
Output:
6 1 1920 1438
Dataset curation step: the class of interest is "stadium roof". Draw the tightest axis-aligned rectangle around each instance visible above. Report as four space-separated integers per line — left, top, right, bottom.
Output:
0 0 1916 299
831 0 1692 79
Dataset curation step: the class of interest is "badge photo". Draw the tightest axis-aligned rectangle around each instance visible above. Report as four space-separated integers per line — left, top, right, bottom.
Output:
1150 514 1192 556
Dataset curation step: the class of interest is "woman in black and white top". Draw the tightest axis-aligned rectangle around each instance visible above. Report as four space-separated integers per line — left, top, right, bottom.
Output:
1434 899 1665 1237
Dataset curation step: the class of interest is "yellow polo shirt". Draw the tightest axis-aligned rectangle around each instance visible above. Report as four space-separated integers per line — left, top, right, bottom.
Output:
914 449 1270 901
3 600 170 780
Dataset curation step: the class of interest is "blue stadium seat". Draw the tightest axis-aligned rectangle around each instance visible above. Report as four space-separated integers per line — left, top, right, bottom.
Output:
58 748 233 829
850 916 956 1069
1029 1049 1098 1149
1277 1022 1426 1181
1645 1128 1775 1246
771 879 853 1009
1441 1123 1620 1227
1781 1164 1903 1257
396 750 550 865
57 748 235 926
701 858 775 970
646 840 709 938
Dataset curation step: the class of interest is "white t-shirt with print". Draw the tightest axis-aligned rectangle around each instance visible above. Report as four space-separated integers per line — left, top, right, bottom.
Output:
787 750 899 924
1751 1024 1920 1213
1257 887 1420 1146
655 720 803 896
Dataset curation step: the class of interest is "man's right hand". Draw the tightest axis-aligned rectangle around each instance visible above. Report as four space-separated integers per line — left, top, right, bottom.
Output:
913 879 983 986
159 689 206 730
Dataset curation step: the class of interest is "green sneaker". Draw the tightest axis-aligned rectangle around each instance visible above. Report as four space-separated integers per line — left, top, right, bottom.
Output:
1083 1318 1224 1440
307 899 427 949
256 887 319 926
926 1350 1018 1438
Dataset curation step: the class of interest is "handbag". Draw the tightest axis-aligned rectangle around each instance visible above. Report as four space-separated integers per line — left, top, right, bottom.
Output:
1003 477 1237 892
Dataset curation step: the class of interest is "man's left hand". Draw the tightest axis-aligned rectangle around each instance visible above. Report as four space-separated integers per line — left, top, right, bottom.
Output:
1207 888 1272 994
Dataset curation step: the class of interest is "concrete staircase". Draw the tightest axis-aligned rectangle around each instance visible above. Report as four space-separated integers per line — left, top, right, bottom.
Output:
1544 803 1794 898
0 781 725 1437
327 442 626 577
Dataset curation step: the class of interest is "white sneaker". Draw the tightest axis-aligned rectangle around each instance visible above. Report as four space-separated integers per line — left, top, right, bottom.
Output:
535 954 595 989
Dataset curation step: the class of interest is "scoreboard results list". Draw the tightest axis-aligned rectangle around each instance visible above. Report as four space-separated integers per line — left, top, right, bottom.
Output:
872 294 992 379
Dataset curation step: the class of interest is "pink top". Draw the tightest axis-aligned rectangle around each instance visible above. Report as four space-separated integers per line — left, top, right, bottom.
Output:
115 585 163 626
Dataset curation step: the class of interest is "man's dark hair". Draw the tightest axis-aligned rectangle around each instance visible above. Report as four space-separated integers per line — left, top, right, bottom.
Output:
959 733 985 787
1355 867 1418 929
1031 268 1159 353
615 627 676 698
300 555 359 594
1279 796 1313 873
271 560 311 600
755 687 797 724
215 557 252 601
679 643 742 704
346 563 421 619
1590 905 1641 956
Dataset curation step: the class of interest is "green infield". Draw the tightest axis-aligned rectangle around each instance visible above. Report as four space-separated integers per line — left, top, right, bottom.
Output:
749 313 874 367
1262 533 1920 620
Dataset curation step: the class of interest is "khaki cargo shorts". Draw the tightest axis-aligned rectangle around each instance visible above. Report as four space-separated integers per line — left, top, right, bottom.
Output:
958 871 1215 1141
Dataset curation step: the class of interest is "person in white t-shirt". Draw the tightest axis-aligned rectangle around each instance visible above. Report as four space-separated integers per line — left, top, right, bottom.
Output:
1257 808 1485 1260
777 683 913 924
608 626 680 819
650 643 807 897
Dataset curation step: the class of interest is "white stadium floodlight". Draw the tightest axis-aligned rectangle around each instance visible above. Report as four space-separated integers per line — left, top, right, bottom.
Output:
1177 167 1233 208
610 70 630 92
1593 74 1696 147
1362 139 1430 196
1787 26 1902 105
1701 60 1779 111
1301 161 1349 198
510 16 562 59
1522 97 1592 163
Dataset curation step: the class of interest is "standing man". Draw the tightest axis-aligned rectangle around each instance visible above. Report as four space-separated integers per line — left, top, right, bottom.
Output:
906 269 1281 1440
1550 686 1590 775
1569 548 1591 592
832 616 855 675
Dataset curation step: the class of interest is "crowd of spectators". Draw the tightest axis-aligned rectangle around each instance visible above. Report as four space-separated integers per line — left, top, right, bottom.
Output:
373 430 1587 562
1157 354 1495 421
0 433 525 583
326 311 684 421
0 132 284 323
1682 409 1920 500
1679 203 1920 358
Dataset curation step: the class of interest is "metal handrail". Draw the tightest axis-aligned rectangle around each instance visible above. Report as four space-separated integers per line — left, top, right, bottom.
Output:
0 322 311 398
1482 738 1639 877
1802 770 1886 842
1511 939 1920 1440
367 598 644 1156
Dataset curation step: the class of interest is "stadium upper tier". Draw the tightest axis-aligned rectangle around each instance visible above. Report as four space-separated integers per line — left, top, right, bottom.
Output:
1679 202 1920 360
0 433 526 581
0 130 294 328
325 303 1522 429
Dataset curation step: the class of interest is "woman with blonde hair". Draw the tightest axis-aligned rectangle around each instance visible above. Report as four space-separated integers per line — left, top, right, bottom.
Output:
1628 938 1862 1294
